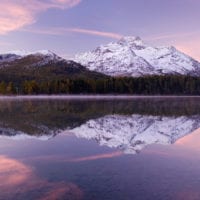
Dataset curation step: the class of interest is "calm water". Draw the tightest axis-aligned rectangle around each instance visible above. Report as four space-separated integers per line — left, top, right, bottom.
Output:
1 96 200 200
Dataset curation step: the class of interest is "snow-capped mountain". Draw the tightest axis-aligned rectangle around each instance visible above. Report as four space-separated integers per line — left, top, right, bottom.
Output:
75 36 200 77
0 50 63 67
71 114 200 154
0 53 21 63
7 50 57 57
0 125 61 141
0 112 199 153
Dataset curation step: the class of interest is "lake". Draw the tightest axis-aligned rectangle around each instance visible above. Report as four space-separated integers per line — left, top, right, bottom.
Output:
0 96 200 200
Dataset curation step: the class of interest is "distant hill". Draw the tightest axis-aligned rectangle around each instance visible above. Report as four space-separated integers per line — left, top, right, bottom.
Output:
0 50 106 85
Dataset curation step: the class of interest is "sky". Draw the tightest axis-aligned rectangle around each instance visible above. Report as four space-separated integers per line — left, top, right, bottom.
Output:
0 0 200 60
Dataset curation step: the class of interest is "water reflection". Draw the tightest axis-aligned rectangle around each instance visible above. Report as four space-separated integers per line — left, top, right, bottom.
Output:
176 128 200 149
0 97 199 154
0 155 83 200
0 155 31 188
0 97 200 200
68 151 123 162
72 114 200 154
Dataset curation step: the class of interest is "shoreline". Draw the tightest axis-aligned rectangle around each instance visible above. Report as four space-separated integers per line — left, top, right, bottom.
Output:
0 95 200 100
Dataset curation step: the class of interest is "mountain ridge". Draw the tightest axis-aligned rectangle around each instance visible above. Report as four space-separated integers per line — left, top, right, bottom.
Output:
0 50 107 86
72 114 200 154
1 114 198 155
1 38 200 78
75 36 200 77
1 43 200 95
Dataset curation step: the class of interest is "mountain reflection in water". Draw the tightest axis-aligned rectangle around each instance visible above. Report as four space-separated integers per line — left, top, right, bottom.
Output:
0 97 200 154
1 97 200 200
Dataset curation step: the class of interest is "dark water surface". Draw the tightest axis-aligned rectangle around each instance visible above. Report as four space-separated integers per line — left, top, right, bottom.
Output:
0 96 200 200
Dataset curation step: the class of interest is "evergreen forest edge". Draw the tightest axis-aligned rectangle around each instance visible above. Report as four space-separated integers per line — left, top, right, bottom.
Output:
1 75 200 95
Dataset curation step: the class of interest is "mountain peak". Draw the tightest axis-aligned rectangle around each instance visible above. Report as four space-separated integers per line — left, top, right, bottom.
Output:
0 50 63 65
118 36 144 47
75 36 200 77
6 50 55 57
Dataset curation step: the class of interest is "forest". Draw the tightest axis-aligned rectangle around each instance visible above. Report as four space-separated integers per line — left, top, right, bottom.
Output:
1 75 200 95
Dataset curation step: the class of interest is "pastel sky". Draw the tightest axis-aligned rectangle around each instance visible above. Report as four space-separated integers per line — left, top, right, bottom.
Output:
0 0 200 60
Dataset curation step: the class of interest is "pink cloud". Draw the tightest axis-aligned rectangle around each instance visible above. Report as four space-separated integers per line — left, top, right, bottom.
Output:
146 31 200 61
67 28 123 39
145 31 200 41
0 0 82 34
175 41 200 61
23 26 123 39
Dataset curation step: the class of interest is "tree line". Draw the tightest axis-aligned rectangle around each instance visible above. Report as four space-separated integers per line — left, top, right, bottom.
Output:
1 75 200 95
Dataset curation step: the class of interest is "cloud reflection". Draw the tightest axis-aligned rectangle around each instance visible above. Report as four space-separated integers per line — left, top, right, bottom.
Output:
69 151 122 162
176 189 200 200
0 155 83 200
175 128 200 150
0 155 31 188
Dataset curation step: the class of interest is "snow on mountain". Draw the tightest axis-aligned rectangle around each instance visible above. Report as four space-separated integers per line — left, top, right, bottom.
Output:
0 113 199 153
0 126 60 141
0 50 62 65
71 114 200 154
75 36 200 77
0 133 52 141
7 50 55 57
0 53 21 63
